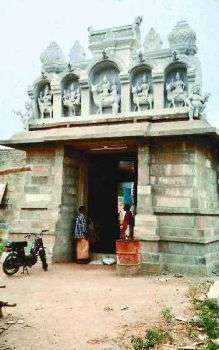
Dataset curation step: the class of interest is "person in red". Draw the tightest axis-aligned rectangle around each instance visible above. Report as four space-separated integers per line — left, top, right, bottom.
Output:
120 203 134 240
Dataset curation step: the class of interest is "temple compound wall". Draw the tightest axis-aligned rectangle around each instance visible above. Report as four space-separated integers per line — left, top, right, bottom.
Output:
1 18 219 275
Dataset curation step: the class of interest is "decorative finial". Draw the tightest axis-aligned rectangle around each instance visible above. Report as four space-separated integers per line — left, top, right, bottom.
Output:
138 51 145 64
172 50 179 61
135 16 143 26
88 26 94 33
69 40 86 63
144 28 162 52
41 71 47 79
40 42 66 73
168 21 197 55
102 49 109 60
67 62 74 72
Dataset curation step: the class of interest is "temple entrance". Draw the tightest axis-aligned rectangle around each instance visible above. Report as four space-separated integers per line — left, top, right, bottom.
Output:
87 152 137 253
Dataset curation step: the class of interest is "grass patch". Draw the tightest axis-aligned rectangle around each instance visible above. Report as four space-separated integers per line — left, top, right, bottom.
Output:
131 328 166 349
160 306 174 323
188 282 219 348
197 299 219 340
129 281 218 349
187 281 212 303
203 341 219 350
0 239 5 254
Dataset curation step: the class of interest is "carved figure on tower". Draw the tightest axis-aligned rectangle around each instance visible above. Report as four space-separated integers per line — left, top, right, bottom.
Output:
91 75 121 115
132 75 153 111
38 85 53 118
63 83 81 116
166 72 187 108
186 85 210 120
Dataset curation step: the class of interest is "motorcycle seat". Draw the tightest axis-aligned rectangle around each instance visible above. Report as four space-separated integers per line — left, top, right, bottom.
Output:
7 241 27 248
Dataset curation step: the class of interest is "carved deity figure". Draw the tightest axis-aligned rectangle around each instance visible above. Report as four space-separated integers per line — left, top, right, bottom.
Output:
91 75 121 115
63 83 81 116
186 85 210 120
13 101 33 130
132 75 153 111
166 72 187 108
38 85 53 118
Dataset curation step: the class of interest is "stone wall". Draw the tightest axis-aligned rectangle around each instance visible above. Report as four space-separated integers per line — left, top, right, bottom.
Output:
151 139 197 211
0 147 26 236
0 146 64 260
1 140 219 275
53 151 81 262
147 137 219 275
0 146 84 263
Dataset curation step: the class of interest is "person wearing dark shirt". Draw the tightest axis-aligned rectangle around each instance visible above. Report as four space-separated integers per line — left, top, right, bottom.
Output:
74 206 90 263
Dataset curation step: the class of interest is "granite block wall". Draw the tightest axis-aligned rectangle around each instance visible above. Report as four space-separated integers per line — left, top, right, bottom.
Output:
145 138 219 275
0 147 26 236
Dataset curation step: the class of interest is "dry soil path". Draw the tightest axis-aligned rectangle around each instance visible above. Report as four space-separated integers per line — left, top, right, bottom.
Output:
0 263 190 350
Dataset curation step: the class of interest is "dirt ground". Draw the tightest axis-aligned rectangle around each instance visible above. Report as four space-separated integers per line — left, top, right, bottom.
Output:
0 263 191 350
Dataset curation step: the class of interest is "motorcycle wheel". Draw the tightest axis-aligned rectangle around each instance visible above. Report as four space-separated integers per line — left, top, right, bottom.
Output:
2 253 20 275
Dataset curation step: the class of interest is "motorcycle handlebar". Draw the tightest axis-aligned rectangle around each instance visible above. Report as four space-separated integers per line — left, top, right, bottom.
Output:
24 230 49 238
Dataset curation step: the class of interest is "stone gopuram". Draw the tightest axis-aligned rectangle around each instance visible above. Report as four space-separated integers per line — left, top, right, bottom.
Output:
1 18 219 275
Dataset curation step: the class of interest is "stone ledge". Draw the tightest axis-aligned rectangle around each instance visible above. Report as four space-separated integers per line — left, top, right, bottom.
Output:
162 262 208 276
137 234 219 244
21 202 49 209
135 234 160 241
160 235 219 244
141 262 161 275
155 207 219 215
28 108 189 130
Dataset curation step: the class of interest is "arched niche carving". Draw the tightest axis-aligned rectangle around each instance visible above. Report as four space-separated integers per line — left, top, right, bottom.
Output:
164 62 188 108
89 60 121 115
130 65 153 111
35 80 53 118
61 73 81 117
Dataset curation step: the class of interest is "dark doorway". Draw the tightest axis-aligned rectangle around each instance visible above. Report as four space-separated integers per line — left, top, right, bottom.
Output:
88 152 137 253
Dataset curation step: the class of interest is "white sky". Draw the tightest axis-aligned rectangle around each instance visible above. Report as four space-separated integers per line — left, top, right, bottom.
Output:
0 0 219 138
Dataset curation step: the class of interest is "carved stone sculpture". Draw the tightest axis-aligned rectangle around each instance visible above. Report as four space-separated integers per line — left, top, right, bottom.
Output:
166 72 187 108
186 85 210 120
40 42 66 73
168 21 197 55
91 75 120 115
38 85 53 118
63 83 81 116
132 75 153 111
143 28 163 52
13 101 33 130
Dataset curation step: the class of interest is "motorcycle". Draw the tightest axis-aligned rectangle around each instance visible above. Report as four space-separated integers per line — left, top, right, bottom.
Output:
2 230 48 275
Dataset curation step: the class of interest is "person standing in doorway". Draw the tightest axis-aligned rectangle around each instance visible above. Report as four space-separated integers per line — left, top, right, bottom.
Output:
74 206 90 263
120 204 134 240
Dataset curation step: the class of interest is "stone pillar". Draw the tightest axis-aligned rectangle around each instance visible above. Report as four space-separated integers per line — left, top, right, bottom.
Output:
134 145 160 274
187 68 196 96
152 71 164 109
52 148 67 261
27 87 38 121
120 74 130 115
51 79 62 118
80 79 90 117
